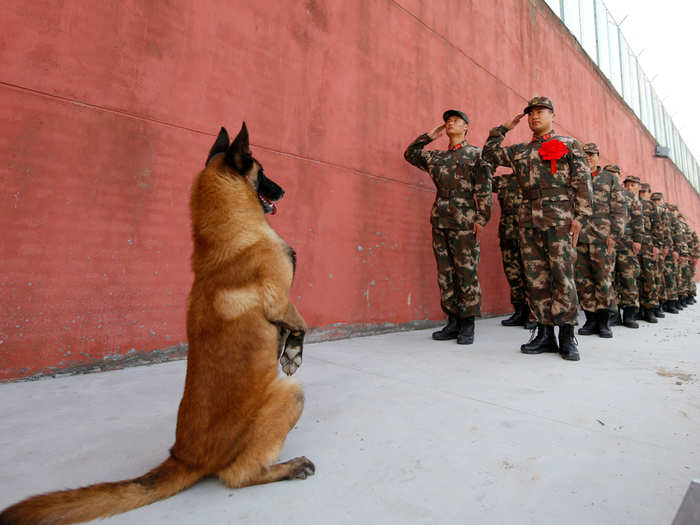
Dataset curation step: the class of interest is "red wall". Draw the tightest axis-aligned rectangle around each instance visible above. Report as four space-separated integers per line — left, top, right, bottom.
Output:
2 0 698 380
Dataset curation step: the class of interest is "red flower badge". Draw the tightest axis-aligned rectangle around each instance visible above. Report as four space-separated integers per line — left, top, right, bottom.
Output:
538 139 568 174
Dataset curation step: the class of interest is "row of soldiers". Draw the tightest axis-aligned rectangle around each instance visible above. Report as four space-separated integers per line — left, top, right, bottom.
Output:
404 96 698 362
495 147 699 340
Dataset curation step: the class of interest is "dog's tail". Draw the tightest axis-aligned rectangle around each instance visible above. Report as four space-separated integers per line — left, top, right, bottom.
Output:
0 456 203 525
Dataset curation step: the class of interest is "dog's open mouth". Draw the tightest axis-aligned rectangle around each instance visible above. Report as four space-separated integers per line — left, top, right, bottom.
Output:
259 193 278 215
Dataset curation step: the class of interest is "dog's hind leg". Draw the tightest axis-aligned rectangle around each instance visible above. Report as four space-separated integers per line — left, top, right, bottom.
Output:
216 378 314 489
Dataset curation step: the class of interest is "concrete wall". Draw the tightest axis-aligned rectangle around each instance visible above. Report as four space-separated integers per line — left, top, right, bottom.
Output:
2 0 698 380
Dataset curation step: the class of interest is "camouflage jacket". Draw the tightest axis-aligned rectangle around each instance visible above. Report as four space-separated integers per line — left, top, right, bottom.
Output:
640 199 663 249
578 167 625 244
482 127 593 229
679 220 692 257
404 134 493 229
667 210 687 255
658 207 673 252
620 189 644 246
691 230 700 258
492 172 522 240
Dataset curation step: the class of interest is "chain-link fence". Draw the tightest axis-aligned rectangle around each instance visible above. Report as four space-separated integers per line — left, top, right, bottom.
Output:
544 0 700 193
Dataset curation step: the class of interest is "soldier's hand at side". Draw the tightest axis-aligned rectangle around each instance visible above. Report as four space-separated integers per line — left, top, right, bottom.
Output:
503 113 525 131
672 251 679 262
473 223 484 242
632 242 641 256
662 248 668 258
652 247 659 259
427 124 445 140
570 219 582 247
606 237 616 254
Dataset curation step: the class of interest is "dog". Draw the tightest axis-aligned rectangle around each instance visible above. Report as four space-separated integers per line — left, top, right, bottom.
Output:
0 123 314 525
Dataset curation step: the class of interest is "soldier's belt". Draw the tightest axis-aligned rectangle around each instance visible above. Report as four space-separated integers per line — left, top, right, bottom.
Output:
501 207 519 215
525 187 569 200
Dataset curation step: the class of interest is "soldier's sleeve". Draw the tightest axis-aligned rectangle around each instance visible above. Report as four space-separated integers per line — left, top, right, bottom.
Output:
650 206 663 249
491 175 500 194
693 231 700 258
671 217 683 252
630 198 644 243
403 133 436 171
482 125 513 168
568 139 593 224
473 155 493 227
663 213 673 251
609 176 625 241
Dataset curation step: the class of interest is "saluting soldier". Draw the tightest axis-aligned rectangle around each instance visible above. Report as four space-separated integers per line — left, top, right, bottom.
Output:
404 109 493 345
652 192 680 314
637 182 663 323
609 171 643 328
575 144 625 338
493 171 536 328
483 96 593 361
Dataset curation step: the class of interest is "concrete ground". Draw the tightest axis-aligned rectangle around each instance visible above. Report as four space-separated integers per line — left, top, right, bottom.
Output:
1 308 699 525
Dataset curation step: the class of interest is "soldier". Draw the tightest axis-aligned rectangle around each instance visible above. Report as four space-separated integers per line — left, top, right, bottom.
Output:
493 171 536 329
651 192 680 314
483 96 593 361
575 144 625 338
609 171 643 328
689 226 699 304
674 209 693 307
637 183 663 323
404 109 492 345
666 203 686 311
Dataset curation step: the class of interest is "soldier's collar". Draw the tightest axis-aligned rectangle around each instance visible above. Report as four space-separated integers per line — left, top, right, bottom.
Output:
447 140 467 151
531 130 555 143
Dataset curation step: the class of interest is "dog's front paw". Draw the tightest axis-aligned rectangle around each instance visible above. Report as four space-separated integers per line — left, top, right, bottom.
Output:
280 331 303 376
285 456 315 480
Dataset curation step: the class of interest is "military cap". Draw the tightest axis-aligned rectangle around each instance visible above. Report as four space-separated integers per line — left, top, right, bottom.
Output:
442 109 470 125
583 143 599 155
524 96 554 114
650 192 663 200
640 183 651 191
678 213 685 220
668 204 678 211
623 175 641 184
603 164 621 174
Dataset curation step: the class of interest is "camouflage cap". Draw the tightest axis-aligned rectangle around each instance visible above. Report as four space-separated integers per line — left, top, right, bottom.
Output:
582 142 599 155
668 204 678 211
603 164 621 174
650 192 663 200
442 109 470 125
524 96 554 114
623 175 641 184
640 182 651 191
678 213 686 220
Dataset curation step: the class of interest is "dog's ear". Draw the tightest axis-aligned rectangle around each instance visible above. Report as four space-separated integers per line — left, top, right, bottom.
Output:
226 122 253 174
205 127 230 166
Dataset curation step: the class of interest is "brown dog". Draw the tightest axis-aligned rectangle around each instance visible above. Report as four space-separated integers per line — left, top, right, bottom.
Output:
0 124 314 525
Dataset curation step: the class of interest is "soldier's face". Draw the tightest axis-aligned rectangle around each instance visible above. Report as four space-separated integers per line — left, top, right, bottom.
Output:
527 108 553 134
624 182 640 193
585 153 599 170
444 116 468 138
639 190 650 200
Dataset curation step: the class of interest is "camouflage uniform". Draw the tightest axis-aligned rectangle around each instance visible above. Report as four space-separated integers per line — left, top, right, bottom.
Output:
404 132 492 319
666 204 686 302
638 191 663 310
690 229 700 298
483 110 593 328
678 213 693 299
493 172 526 306
612 170 643 309
574 161 625 312
651 193 673 306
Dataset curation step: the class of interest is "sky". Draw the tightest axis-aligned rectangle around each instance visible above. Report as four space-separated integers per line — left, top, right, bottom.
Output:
601 0 700 163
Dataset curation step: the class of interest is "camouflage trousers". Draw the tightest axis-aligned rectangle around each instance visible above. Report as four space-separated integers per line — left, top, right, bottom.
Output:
499 238 527 305
663 256 678 301
681 259 695 296
655 256 667 302
432 228 481 318
614 242 640 307
574 241 616 312
637 246 660 309
520 225 577 326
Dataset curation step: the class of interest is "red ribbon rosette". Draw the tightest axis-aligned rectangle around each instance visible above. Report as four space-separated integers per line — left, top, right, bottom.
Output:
538 139 568 174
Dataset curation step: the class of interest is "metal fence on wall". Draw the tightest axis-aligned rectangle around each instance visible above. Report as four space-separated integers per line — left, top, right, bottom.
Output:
544 0 700 193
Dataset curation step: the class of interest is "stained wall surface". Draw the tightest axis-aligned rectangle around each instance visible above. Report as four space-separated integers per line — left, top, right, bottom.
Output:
2 0 698 380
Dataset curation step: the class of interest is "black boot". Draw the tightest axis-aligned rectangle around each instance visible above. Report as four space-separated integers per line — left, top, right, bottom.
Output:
501 303 527 327
558 325 580 361
674 299 684 310
520 325 558 354
688 296 697 305
640 307 658 324
663 300 679 314
680 296 688 307
608 308 621 327
654 305 665 318
622 306 639 328
577 310 598 336
523 309 537 330
432 316 459 340
596 309 613 338
457 316 475 345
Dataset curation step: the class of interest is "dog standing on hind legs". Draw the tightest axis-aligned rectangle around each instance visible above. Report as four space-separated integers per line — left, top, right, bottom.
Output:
0 123 314 525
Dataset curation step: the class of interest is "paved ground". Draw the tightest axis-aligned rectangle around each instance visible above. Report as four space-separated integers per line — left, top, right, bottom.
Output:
1 308 699 525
